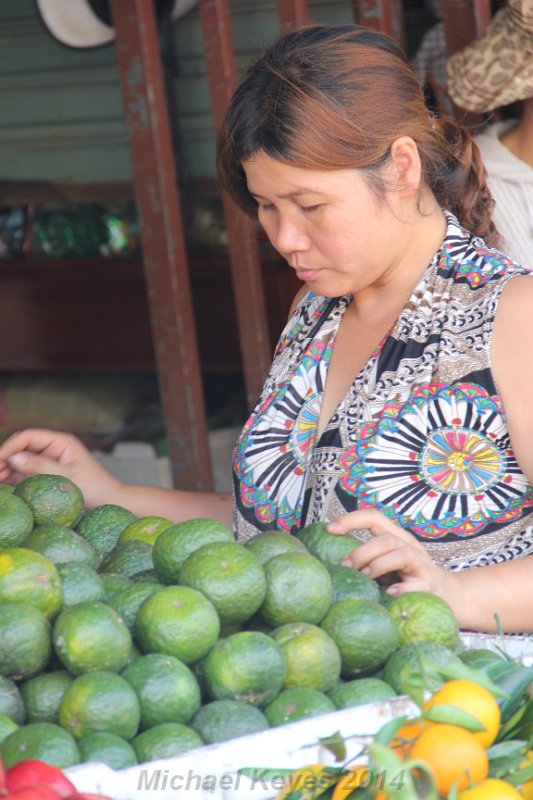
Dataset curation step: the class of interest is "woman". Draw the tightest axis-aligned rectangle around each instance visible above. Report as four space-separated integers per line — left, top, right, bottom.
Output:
0 25 531 633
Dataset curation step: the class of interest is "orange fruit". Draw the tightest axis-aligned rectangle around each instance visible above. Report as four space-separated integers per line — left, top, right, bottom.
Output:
390 719 426 758
424 679 500 748
517 749 533 800
457 778 523 799
410 723 489 796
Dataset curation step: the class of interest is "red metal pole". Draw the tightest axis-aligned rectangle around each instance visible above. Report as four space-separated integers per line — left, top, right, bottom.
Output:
276 0 310 29
110 0 213 490
198 0 272 411
353 0 406 52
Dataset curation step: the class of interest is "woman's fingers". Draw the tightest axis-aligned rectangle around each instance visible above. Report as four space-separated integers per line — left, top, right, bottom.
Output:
327 508 417 545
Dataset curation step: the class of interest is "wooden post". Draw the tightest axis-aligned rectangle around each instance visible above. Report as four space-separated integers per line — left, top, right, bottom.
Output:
110 0 213 490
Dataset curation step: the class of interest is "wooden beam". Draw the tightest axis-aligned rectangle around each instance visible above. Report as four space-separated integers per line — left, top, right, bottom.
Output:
110 0 213 490
276 0 310 29
198 0 272 410
352 0 406 52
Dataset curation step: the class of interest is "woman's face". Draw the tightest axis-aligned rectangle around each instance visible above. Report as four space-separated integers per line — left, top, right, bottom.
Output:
242 151 410 298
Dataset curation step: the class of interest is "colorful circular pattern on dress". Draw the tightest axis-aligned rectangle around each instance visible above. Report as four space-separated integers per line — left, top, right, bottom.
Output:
339 382 533 539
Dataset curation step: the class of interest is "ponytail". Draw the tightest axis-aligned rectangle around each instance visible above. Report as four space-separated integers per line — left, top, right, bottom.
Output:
422 118 500 249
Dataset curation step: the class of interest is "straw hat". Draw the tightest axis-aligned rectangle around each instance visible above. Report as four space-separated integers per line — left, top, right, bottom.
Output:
36 0 197 49
447 0 533 112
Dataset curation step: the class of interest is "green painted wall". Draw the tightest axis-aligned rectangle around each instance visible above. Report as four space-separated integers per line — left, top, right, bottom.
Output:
0 0 354 184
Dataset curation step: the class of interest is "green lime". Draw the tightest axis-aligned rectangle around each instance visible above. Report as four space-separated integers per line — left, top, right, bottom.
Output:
329 565 380 603
0 548 62 619
0 492 33 548
57 562 106 609
53 601 132 674
260 552 332 627
203 631 286 707
107 581 162 633
328 677 397 709
118 516 173 546
0 714 18 745
0 676 25 725
76 504 138 560
99 541 154 578
387 591 459 649
20 670 73 725
0 604 51 679
264 687 335 727
132 723 203 764
178 542 267 627
78 731 137 769
271 622 341 692
296 522 361 568
100 573 132 599
15 474 84 527
192 700 269 744
135 586 220 664
1 721 80 768
59 670 140 740
152 517 234 584
122 653 201 728
24 524 100 569
245 531 307 565
383 642 463 697
321 598 399 677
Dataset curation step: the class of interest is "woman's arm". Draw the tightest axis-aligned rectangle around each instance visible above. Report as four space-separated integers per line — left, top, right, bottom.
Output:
0 428 233 528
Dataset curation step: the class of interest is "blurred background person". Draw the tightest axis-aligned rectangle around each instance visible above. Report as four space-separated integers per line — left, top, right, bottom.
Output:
447 0 533 267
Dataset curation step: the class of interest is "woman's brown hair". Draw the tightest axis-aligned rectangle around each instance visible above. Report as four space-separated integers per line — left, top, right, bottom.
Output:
216 24 499 247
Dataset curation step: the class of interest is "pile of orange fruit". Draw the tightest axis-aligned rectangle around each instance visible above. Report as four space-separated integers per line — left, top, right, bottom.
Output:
277 677 533 799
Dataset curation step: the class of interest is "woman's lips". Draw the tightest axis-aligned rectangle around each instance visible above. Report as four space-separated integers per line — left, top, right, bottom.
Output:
295 267 320 281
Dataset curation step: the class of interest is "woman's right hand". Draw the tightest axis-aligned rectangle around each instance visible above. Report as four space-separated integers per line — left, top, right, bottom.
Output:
0 428 123 509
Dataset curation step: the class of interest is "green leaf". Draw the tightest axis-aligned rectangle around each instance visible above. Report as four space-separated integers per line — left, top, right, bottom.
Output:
319 731 347 762
487 739 528 760
505 762 533 787
497 666 533 724
373 715 410 746
419 657 508 698
422 704 486 732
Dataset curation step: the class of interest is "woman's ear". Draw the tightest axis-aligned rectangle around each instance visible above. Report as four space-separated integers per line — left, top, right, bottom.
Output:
389 136 422 196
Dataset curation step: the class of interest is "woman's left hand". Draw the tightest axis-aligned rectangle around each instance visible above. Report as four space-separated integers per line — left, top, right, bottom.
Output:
327 508 457 600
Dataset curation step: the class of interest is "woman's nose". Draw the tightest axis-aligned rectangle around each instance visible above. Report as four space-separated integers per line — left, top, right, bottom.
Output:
273 215 309 254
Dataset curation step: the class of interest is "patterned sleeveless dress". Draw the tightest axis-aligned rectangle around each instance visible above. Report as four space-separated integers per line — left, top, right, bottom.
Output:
232 212 533 571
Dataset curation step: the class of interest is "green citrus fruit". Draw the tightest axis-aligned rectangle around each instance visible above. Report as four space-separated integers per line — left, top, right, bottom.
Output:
245 531 307 565
24 524 100 569
383 641 463 697
135 585 220 664
0 548 62 618
270 622 341 692
57 562 106 609
131 569 159 583
264 687 335 727
203 631 286 707
118 516 173 546
329 565 380 603
321 598 399 677
0 714 18 745
100 573 132 599
178 541 267 627
328 677 397 709
387 591 459 649
0 492 33 548
0 603 51 679
53 601 132 674
59 670 140 739
260 551 333 627
296 521 361 568
76 504 138 560
1 721 80 768
152 517 234 584
191 699 269 744
78 731 137 769
122 653 201 728
20 670 73 724
99 540 154 578
0 676 25 725
0 483 15 493
132 722 202 764
15 474 84 527
106 581 162 633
